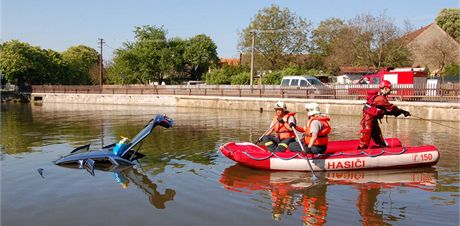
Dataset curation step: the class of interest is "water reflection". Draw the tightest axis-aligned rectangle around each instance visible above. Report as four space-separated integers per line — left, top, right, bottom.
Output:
220 164 437 225
59 164 176 209
114 167 176 209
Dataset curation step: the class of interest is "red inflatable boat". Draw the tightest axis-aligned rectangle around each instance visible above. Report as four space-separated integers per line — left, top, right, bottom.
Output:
220 138 439 171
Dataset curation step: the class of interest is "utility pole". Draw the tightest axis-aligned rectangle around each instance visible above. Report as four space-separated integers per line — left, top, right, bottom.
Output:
98 38 105 89
250 31 255 88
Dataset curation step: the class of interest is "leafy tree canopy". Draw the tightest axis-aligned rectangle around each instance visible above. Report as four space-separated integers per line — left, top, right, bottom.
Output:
239 4 312 70
0 40 72 86
436 8 460 43
183 34 219 80
61 45 100 84
107 26 218 84
324 12 412 70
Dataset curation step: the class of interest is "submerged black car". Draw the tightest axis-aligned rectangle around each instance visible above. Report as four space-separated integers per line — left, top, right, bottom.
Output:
54 114 174 173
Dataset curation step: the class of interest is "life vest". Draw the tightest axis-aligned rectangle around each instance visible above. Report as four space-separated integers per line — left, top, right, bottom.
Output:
362 90 386 119
273 112 296 140
304 115 331 146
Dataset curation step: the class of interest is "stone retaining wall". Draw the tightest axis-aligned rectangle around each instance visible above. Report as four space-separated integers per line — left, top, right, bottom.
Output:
31 93 460 122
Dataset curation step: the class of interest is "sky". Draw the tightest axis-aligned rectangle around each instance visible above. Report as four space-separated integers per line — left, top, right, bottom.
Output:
2 0 459 60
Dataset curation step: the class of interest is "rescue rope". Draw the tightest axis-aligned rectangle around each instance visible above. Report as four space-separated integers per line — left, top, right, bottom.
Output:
241 147 408 161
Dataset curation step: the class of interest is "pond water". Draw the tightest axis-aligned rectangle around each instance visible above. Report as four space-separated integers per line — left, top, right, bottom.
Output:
1 103 459 226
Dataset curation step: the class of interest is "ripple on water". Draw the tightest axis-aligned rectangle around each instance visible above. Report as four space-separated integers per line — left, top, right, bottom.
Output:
1 104 458 226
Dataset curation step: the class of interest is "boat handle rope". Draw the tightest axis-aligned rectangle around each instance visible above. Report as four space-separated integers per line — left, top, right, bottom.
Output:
242 150 305 161
241 150 275 160
272 152 301 160
317 147 407 158
240 147 408 161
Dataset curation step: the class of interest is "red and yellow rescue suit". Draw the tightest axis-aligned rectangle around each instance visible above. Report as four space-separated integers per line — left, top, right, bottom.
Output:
262 112 296 152
358 90 406 149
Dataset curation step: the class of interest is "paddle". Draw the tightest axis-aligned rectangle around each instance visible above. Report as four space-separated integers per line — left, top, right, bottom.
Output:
292 127 318 181
255 121 277 144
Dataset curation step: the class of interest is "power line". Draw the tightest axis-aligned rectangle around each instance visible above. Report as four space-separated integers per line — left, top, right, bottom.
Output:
103 43 115 50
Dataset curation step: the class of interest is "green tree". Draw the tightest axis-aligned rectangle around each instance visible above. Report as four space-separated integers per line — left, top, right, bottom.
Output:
107 25 167 84
281 66 307 76
0 40 42 86
135 25 168 84
0 40 69 87
107 26 219 84
230 72 250 85
43 49 70 84
183 34 219 81
204 65 247 84
436 8 460 43
61 45 100 85
444 64 459 75
105 48 138 84
205 69 229 84
159 38 187 84
311 18 346 57
261 71 283 84
311 18 346 71
239 4 312 70
444 64 459 83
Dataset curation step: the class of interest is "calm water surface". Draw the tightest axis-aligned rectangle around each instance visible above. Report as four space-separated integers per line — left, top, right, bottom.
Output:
1 103 459 226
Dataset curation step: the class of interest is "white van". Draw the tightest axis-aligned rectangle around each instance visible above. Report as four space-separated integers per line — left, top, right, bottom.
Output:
280 76 324 87
280 75 332 95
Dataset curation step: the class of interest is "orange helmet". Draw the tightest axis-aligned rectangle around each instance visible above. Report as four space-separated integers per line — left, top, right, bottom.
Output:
379 80 392 89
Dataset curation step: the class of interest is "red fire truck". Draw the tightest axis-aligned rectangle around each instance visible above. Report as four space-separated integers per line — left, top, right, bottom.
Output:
348 67 428 99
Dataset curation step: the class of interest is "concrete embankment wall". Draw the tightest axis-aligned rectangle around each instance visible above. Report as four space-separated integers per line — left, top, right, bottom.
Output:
31 93 460 122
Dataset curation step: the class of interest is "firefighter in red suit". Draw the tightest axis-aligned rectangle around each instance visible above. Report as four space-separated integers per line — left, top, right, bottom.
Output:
358 80 411 149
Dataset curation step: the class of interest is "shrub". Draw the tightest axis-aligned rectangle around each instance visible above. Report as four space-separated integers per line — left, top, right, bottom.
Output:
231 72 250 85
262 71 283 84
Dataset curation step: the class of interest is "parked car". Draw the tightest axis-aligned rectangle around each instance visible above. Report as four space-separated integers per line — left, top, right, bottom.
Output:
280 75 333 96
281 75 324 87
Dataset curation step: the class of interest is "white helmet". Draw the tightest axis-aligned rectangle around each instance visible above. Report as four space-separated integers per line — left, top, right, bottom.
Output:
305 103 321 116
274 101 287 110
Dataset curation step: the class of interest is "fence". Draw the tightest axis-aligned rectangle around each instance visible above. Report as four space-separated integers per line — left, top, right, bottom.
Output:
31 83 460 102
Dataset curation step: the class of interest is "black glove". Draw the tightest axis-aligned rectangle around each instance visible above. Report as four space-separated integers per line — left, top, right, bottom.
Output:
301 146 311 155
402 110 411 117
289 122 296 127
393 111 402 117
277 118 285 123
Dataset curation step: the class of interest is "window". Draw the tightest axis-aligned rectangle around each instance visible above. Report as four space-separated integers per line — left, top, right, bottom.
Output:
291 79 299 86
307 78 322 85
281 79 290 86
371 77 381 84
299 80 308 87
